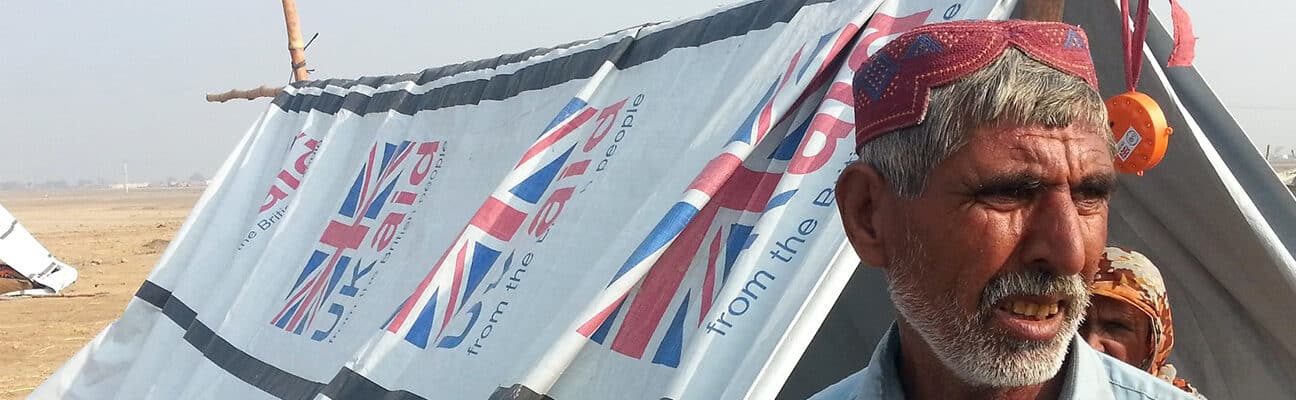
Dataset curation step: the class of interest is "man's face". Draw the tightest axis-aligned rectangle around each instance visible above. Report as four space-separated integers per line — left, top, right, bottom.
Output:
853 122 1116 387
1080 295 1153 368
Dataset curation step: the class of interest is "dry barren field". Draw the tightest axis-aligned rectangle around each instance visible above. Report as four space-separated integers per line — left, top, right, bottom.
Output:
0 189 202 399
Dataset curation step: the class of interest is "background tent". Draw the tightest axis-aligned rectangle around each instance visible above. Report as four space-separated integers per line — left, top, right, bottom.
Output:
0 202 78 296
33 0 1296 399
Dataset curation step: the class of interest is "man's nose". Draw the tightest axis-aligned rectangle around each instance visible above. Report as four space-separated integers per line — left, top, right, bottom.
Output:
1020 190 1087 277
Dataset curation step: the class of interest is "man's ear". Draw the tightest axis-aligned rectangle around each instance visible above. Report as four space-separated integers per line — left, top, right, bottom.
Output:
836 162 891 268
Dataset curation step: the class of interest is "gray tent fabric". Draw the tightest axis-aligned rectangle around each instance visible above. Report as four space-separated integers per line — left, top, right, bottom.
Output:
778 267 892 400
780 2 1296 399
1081 0 1296 398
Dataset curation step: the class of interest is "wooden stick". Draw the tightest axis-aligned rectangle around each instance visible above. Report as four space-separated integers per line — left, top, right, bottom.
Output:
205 1 307 103
1021 0 1066 22
205 85 284 103
283 0 309 82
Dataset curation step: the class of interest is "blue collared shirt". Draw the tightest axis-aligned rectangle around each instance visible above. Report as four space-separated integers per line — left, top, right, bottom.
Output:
809 324 1196 400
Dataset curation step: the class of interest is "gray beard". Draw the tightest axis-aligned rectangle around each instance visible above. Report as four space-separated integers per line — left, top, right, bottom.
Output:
887 233 1091 388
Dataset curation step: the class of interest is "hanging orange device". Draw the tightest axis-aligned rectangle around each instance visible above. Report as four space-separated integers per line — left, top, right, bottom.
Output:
1108 0 1195 175
1107 92 1172 175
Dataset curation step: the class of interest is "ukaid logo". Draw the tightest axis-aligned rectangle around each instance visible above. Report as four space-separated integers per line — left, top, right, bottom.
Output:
573 28 864 367
574 11 938 360
576 155 793 368
383 93 646 354
271 139 446 342
239 132 323 251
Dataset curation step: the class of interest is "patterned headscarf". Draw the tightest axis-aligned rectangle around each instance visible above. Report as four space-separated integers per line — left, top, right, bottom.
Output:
852 20 1099 150
1093 247 1204 397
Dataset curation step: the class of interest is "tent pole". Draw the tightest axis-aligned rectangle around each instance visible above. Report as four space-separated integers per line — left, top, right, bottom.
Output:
1021 0 1065 22
205 1 307 102
205 86 284 103
282 0 309 82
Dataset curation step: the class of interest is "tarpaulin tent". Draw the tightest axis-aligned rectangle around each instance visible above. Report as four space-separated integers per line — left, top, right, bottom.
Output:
0 202 78 296
33 0 1296 398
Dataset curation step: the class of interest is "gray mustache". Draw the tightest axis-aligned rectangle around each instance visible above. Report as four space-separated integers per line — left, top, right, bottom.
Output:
980 269 1090 310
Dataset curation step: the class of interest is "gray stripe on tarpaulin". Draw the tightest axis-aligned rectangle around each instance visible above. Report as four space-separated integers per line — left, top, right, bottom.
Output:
488 384 555 400
135 280 327 400
184 318 327 400
289 40 593 91
134 281 550 400
271 37 634 117
134 279 171 309
319 368 425 400
0 219 16 239
270 0 834 116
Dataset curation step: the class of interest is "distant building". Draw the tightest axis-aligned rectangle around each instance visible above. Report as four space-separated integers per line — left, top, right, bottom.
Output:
108 183 150 190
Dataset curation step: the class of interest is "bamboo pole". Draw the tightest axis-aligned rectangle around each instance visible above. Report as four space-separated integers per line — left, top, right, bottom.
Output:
205 0 308 102
283 0 309 82
205 85 285 103
1021 0 1065 22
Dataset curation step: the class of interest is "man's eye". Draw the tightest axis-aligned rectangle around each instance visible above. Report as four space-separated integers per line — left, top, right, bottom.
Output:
1073 187 1112 213
1074 195 1109 212
980 191 1029 203
1104 321 1132 333
974 183 1042 207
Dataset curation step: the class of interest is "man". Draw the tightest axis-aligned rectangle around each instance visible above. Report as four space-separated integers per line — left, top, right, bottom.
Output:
1083 247 1206 398
812 21 1193 399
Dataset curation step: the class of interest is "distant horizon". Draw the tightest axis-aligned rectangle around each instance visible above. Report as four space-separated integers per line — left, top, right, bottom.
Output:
0 173 210 192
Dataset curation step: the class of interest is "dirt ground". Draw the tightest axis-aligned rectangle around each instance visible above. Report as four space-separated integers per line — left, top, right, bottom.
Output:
0 189 202 399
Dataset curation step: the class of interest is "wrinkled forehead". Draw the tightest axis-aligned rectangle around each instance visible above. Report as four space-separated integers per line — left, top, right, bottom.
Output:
1091 294 1151 321
954 124 1117 179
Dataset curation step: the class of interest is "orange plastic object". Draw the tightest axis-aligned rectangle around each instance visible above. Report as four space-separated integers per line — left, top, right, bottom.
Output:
1106 91 1173 176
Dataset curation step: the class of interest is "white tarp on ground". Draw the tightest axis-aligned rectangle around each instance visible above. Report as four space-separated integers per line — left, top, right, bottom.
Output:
0 202 77 295
34 0 1296 399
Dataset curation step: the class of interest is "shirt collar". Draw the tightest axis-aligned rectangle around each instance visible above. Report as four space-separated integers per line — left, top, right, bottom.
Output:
855 324 906 399
855 323 1115 400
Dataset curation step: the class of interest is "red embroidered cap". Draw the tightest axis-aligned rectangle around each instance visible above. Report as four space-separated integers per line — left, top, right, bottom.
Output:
853 20 1099 149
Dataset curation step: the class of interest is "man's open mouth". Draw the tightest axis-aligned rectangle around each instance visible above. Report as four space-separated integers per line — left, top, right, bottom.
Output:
997 299 1062 321
989 295 1070 341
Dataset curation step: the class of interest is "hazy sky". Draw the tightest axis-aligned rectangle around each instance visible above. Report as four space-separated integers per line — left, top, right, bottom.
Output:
2 0 1291 183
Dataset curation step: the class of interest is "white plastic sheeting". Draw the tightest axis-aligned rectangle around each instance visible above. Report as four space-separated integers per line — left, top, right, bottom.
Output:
0 202 77 295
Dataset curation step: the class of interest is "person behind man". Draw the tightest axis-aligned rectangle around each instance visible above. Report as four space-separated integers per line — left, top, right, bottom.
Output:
1083 247 1206 398
811 20 1194 399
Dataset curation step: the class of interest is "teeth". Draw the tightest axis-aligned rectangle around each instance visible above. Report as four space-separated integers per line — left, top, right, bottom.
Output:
1012 302 1028 314
1006 301 1060 319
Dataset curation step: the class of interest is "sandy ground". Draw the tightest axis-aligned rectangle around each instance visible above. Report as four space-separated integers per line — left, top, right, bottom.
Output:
0 189 202 399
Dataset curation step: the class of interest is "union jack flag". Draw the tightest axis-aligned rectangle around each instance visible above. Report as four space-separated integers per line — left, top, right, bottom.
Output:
272 141 424 336
576 155 794 367
384 66 623 348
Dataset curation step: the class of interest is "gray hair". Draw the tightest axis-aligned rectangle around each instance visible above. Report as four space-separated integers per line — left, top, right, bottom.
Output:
857 48 1113 198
